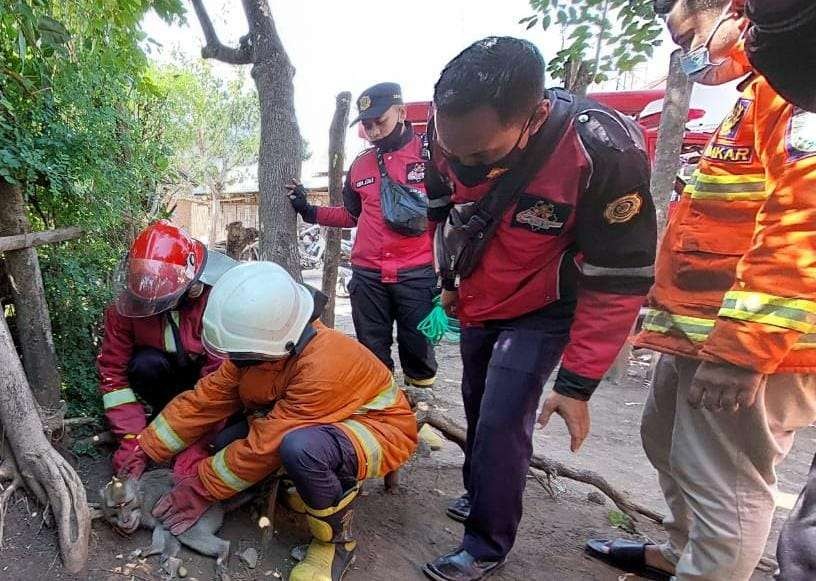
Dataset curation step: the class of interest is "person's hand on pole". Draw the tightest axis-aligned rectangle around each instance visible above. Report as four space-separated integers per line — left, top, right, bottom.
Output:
537 393 591 453
688 360 764 412
284 179 315 221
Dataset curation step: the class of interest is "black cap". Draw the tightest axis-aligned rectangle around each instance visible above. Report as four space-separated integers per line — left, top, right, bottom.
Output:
746 0 816 112
349 82 403 126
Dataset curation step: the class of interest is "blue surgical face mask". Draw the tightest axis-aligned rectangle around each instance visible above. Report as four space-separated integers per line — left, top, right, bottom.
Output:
680 8 745 84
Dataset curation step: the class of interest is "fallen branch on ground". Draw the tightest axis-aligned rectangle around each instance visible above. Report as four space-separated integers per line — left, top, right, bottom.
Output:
420 409 664 525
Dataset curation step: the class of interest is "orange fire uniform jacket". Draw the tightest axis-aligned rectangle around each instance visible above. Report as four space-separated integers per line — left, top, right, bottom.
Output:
139 323 418 500
637 73 816 373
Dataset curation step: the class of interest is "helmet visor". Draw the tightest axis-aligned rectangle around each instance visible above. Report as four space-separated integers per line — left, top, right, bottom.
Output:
115 256 196 318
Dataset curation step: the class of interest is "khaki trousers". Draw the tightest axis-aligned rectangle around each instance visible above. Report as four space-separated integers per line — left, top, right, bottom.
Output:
641 354 816 581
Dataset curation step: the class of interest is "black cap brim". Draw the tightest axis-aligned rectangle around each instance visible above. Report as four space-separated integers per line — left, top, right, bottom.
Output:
349 102 393 127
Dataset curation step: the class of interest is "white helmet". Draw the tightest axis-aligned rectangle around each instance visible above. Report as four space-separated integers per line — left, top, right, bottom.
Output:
202 261 315 360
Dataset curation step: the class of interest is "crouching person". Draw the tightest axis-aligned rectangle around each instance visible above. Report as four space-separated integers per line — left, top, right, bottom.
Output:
134 261 418 581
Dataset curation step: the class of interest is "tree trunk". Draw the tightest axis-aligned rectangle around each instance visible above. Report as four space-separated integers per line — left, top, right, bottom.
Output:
564 56 593 96
243 0 303 281
0 314 90 572
320 91 351 328
191 0 303 280
651 50 693 233
0 178 61 407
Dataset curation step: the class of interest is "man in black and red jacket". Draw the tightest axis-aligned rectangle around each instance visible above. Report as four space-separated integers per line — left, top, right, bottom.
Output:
422 37 657 581
286 82 438 391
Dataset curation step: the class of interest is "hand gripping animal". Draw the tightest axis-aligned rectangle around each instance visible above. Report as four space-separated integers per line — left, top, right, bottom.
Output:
100 470 242 580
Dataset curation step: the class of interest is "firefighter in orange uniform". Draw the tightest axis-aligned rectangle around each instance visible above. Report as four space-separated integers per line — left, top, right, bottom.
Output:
587 1 816 580
136 261 417 581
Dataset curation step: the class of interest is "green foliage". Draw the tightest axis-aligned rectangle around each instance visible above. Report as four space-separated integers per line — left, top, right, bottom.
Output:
520 0 663 86
150 59 261 196
607 509 637 533
1 0 184 416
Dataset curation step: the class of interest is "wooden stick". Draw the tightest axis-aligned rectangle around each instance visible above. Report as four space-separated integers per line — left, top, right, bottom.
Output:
63 417 98 427
0 226 82 252
423 410 664 525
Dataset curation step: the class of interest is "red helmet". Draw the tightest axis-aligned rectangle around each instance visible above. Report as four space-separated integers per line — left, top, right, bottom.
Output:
115 221 207 318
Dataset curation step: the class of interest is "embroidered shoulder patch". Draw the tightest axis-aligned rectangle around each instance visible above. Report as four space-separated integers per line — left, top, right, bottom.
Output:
719 98 752 141
510 195 572 236
604 193 643 224
406 162 426 184
354 176 376 189
786 108 816 162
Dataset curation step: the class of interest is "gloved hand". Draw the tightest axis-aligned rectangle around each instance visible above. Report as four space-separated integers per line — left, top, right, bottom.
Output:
114 436 148 480
285 179 316 222
153 473 215 535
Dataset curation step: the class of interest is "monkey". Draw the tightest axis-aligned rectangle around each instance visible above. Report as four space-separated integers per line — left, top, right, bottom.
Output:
100 470 243 581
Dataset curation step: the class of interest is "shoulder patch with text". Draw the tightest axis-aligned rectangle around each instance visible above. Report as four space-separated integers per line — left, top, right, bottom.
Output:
719 98 752 141
786 108 816 162
354 176 376 189
604 193 643 224
405 162 426 184
511 195 572 236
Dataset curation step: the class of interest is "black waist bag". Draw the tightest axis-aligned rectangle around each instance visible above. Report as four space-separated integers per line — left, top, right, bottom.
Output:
436 89 576 279
377 149 428 237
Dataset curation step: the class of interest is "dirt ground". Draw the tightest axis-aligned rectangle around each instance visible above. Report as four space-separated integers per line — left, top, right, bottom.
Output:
2 277 813 580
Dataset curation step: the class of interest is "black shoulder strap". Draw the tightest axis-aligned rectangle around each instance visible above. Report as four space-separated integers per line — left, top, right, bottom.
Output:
476 88 577 218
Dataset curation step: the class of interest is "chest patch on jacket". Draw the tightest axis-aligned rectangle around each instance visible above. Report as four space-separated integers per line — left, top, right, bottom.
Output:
703 143 754 164
787 108 816 162
719 98 752 141
405 162 426 184
354 176 376 188
511 195 572 235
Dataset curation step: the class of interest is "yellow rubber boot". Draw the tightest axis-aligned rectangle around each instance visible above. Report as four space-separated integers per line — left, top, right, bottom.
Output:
289 487 359 581
418 424 444 451
283 485 307 514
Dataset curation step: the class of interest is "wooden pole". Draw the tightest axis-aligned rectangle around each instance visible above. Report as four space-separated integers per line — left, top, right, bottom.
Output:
320 91 352 328
0 226 82 253
650 49 693 233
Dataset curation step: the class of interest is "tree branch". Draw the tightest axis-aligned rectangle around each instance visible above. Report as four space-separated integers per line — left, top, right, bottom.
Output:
190 0 253 65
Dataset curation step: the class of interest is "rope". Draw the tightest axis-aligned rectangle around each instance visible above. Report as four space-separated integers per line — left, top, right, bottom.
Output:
418 295 461 345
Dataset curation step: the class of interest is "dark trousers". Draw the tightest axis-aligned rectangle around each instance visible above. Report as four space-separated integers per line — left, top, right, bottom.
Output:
211 422 358 511
349 268 438 382
127 347 200 416
459 321 570 561
777 453 816 580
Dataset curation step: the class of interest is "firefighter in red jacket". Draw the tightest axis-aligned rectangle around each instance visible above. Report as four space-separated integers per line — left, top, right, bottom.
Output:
285 83 438 390
98 221 235 478
422 37 657 581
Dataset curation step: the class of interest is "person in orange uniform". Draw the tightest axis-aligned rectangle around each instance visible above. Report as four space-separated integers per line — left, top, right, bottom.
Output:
135 261 417 581
587 1 816 580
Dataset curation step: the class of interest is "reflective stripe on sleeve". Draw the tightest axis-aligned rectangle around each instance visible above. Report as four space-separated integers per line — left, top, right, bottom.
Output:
102 387 137 410
150 414 186 454
210 448 252 493
719 291 816 333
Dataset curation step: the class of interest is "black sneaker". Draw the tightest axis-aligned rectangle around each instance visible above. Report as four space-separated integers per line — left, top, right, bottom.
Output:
446 494 471 523
423 549 505 581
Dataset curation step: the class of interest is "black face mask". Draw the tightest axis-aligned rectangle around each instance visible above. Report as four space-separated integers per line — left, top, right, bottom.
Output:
371 121 406 151
444 111 536 188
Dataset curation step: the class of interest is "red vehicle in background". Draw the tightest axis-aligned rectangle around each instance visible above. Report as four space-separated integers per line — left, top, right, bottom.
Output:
381 90 714 220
